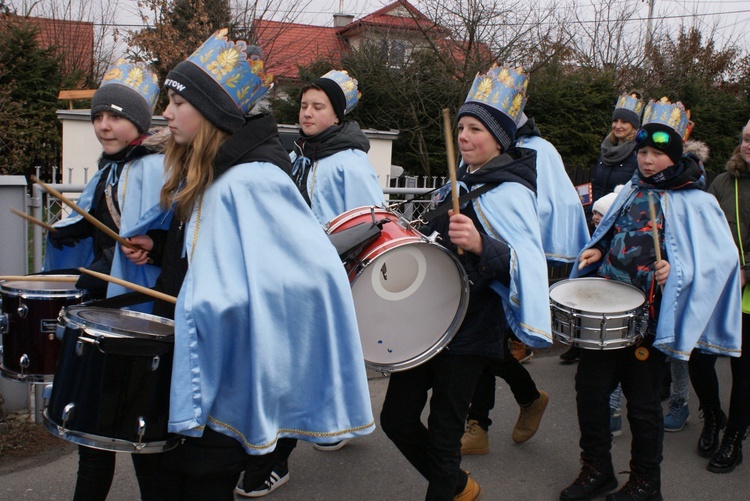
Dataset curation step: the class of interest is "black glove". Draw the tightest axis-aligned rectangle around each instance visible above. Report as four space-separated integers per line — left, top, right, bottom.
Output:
48 219 90 250
76 247 115 299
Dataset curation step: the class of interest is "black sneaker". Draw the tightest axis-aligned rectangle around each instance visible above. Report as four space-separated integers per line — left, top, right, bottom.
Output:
235 465 290 498
605 472 662 501
560 460 617 500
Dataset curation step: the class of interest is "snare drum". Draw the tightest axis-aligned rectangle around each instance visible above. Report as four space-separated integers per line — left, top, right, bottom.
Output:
0 276 84 382
327 206 469 373
549 278 649 350
43 306 177 453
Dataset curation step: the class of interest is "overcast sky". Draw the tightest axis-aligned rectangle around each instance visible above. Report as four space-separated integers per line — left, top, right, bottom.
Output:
108 0 750 50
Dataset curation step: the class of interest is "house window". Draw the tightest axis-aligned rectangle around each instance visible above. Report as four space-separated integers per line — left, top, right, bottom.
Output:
380 39 406 68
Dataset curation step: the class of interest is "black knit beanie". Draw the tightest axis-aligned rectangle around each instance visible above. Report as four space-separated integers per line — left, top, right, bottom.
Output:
457 101 517 151
91 84 153 133
638 123 684 166
612 107 641 129
308 77 347 123
165 60 245 134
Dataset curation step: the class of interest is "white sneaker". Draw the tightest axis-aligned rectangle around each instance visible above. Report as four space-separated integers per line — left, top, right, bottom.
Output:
312 439 350 451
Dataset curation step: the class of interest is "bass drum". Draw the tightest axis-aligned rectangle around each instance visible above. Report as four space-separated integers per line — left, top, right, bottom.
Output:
43 306 178 453
0 276 84 382
327 206 469 373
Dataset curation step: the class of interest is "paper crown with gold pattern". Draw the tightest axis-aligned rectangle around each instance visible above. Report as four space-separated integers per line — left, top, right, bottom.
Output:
321 70 360 115
91 58 160 133
642 97 691 140
165 29 273 133
612 92 644 129
457 64 529 150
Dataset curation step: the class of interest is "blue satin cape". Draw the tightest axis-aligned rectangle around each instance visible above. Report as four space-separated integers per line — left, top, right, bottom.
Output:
467 180 553 348
43 154 168 311
290 149 385 224
516 134 589 263
169 161 375 454
573 182 742 359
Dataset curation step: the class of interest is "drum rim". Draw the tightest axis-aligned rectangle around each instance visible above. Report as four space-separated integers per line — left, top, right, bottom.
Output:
549 277 645 313
42 410 180 454
356 241 470 373
325 205 394 233
0 275 83 296
61 305 174 340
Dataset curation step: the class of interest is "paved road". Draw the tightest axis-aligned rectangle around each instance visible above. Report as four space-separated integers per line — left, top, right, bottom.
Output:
1 348 746 500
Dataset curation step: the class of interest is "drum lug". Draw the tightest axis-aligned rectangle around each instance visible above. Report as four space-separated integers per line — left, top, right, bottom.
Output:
0 313 7 334
150 356 160 371
425 230 440 244
19 354 30 370
16 303 28 318
75 340 87 357
136 417 147 451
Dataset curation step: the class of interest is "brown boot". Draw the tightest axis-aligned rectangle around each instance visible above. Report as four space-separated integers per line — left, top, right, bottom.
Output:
460 419 489 455
454 476 482 501
512 390 549 443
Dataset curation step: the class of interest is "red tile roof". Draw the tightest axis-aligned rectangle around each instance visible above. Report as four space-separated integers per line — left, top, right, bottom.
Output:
1 14 94 80
337 0 441 37
254 20 346 81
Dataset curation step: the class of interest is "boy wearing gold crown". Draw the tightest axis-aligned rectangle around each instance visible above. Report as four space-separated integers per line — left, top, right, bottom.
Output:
563 99 741 501
42 58 169 500
380 65 551 501
121 30 374 500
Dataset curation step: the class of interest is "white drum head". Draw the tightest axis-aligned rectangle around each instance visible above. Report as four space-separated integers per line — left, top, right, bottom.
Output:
549 278 645 314
352 242 468 372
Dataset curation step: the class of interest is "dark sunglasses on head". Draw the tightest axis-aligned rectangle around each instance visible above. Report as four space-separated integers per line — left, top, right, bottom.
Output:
636 129 671 149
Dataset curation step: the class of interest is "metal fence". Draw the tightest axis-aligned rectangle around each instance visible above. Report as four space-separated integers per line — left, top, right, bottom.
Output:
34 171 578 283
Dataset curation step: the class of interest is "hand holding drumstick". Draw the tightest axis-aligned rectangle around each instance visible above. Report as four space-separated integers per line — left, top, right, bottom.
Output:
577 248 602 271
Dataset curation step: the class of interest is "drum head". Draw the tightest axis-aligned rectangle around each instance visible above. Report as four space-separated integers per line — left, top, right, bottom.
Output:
352 241 468 372
549 278 645 313
1 276 80 295
63 306 174 340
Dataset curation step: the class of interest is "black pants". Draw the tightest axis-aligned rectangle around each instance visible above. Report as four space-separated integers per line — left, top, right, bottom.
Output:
380 352 491 501
466 353 540 430
161 427 277 501
688 312 750 434
575 337 666 479
73 446 162 501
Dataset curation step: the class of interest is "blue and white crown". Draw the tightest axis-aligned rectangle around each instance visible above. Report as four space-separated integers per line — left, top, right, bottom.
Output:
464 64 528 125
614 93 644 117
101 58 160 109
320 70 360 114
187 29 273 114
642 97 691 139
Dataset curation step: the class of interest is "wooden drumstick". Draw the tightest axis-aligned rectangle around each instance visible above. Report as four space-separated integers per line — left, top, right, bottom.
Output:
10 208 57 232
442 108 463 255
33 178 140 251
647 192 664 291
0 275 78 282
77 267 177 304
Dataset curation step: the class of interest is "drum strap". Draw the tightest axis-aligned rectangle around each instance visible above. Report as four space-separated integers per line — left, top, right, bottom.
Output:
421 183 497 223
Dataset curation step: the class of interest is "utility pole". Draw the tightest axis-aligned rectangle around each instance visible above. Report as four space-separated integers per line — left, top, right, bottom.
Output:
644 0 655 53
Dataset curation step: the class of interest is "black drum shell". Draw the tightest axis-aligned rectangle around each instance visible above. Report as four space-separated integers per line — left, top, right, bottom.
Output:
1 278 84 380
46 309 175 446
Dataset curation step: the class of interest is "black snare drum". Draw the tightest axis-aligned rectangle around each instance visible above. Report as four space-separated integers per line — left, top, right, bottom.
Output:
0 276 84 382
43 306 178 453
